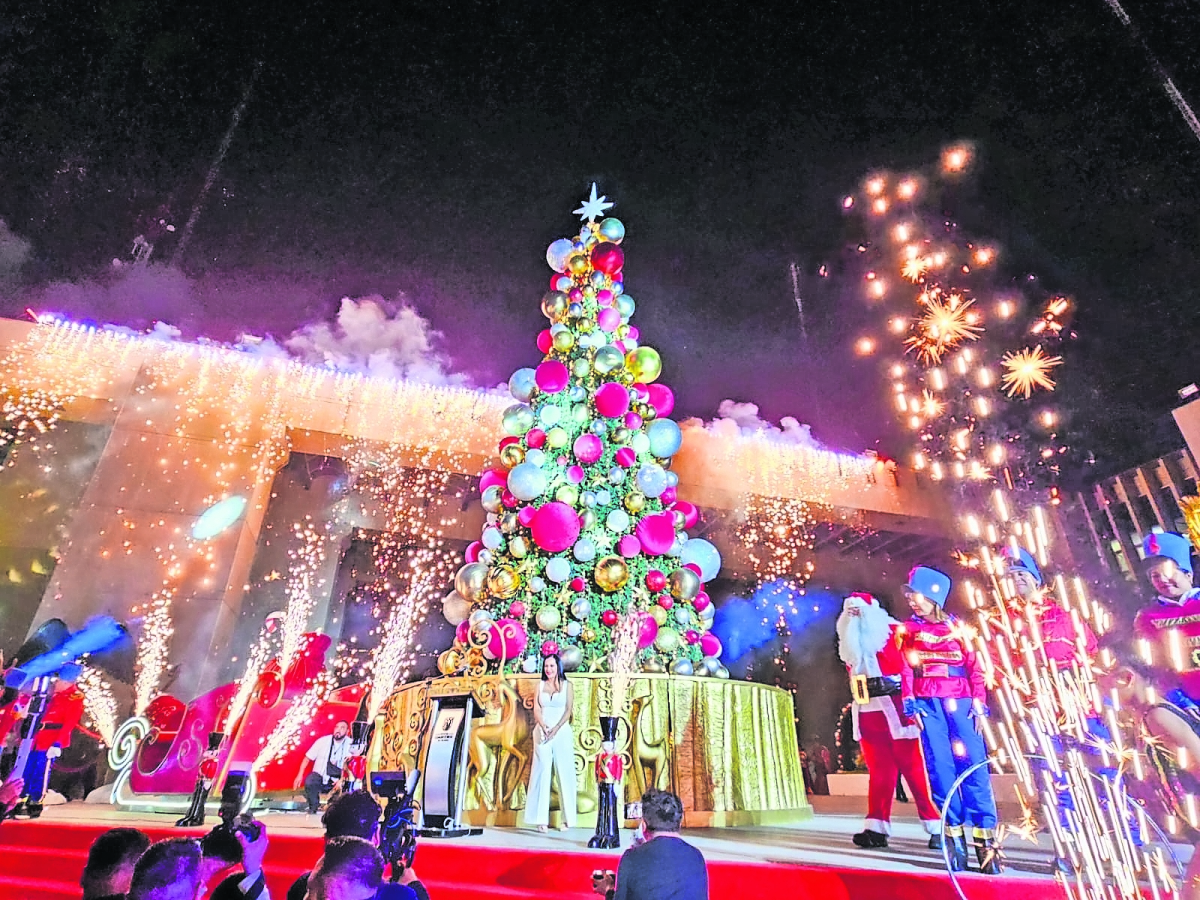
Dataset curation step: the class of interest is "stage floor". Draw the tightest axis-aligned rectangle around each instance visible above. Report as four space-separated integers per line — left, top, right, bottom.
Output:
22 793 1142 880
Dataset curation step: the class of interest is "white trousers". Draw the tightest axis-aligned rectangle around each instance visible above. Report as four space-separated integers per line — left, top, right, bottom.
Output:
525 722 577 826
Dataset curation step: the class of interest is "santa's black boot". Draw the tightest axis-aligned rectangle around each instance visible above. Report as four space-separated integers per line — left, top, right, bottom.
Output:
928 832 943 851
852 829 888 849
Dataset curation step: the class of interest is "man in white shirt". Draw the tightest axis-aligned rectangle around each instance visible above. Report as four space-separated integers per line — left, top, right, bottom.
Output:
297 721 353 814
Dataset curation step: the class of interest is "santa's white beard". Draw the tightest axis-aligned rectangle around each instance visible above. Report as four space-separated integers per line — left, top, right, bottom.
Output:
837 600 895 675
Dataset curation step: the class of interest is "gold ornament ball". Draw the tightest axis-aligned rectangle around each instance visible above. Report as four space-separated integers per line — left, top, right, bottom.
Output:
642 658 666 674
541 291 569 322
616 324 630 339
668 568 701 602
553 330 576 352
578 318 596 334
651 605 669 626
546 426 569 449
642 405 657 421
555 484 580 506
437 650 460 676
498 511 521 534
487 564 521 600
654 627 680 653
624 491 646 513
611 427 630 445
594 556 630 592
671 510 687 530
581 627 596 643
580 509 598 531
455 562 489 603
568 254 590 276
499 443 524 469
508 535 530 558
625 347 663 383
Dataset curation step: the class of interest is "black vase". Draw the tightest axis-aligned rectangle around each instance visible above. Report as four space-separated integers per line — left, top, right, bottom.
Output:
588 716 621 849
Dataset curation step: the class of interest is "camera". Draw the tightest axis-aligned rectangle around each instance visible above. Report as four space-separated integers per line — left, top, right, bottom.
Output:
372 769 420 880
209 770 261 847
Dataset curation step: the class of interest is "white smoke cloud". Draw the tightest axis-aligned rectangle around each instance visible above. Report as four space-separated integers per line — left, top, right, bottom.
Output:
282 295 466 385
682 399 822 449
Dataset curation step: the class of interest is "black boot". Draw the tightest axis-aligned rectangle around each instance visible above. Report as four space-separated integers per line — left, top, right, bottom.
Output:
176 780 209 827
975 836 1003 875
927 833 943 851
948 833 969 871
25 802 43 820
852 829 888 848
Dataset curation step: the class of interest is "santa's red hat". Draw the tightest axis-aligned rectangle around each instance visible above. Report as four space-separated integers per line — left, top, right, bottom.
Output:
846 591 878 605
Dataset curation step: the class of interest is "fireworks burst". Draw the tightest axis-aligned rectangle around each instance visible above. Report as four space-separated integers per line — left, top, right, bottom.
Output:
253 669 336 772
1001 346 1063 399
905 292 983 364
735 495 820 587
282 517 328 668
78 665 118 746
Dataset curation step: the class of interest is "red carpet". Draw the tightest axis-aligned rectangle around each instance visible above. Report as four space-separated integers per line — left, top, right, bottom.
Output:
0 819 1067 900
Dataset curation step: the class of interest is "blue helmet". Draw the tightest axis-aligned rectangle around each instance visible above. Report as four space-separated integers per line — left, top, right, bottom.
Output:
1002 546 1043 587
1143 532 1194 576
906 566 952 608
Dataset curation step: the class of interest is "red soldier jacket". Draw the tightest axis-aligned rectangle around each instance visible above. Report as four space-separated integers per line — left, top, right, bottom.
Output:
595 750 624 784
1031 600 1098 666
899 615 986 704
1134 589 1200 699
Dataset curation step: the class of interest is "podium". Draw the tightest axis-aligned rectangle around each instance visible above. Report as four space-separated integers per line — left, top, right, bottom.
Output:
418 693 482 837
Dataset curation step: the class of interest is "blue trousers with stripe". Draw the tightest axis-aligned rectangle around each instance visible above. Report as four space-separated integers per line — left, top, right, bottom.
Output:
22 749 51 803
916 697 997 830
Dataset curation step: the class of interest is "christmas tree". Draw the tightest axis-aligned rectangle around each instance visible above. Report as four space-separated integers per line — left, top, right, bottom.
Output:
438 185 725 677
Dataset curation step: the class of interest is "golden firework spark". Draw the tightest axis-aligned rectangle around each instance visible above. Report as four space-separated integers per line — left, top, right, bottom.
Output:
904 293 983 364
919 389 945 419
1000 346 1062 399
901 256 929 282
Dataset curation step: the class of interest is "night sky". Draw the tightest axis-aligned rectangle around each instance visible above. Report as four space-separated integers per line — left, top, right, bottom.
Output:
2 0 1199 478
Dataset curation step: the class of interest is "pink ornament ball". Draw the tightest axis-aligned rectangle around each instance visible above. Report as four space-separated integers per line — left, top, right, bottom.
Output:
637 614 659 649
700 633 723 659
479 468 508 493
537 330 553 354
485 618 528 661
530 501 582 553
647 383 675 417
683 563 702 577
630 383 650 402
569 287 584 302
517 506 537 526
501 490 517 508
569 576 586 592
594 381 630 418
623 412 643 430
526 428 547 449
508 600 526 618
535 359 570 393
693 592 711 612
567 465 585 484
657 594 674 610
634 512 676 556
456 621 470 644
685 629 700 645
464 541 482 563
499 435 519 452
673 500 699 529
597 307 622 332
659 487 677 506
541 640 560 657
573 433 604 464
617 535 641 557
615 447 637 468
626 326 640 342
597 289 614 306
601 609 619 627
645 569 667 592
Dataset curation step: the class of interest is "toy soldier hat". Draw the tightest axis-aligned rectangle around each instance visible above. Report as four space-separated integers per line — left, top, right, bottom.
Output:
1002 546 1043 586
905 566 952 608
1143 532 1194 575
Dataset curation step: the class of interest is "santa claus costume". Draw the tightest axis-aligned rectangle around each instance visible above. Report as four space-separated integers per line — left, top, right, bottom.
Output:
836 591 940 849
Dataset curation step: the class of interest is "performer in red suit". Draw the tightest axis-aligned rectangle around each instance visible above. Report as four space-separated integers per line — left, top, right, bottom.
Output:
1002 546 1097 667
836 591 940 849
10 682 84 818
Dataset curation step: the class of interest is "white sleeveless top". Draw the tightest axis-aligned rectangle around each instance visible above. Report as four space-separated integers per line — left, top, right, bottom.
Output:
540 684 569 730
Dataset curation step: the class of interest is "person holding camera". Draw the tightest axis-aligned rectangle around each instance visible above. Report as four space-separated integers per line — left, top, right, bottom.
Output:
297 721 356 815
592 790 708 900
286 790 427 900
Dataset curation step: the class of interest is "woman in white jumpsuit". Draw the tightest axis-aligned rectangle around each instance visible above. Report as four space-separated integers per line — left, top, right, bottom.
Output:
525 653 576 831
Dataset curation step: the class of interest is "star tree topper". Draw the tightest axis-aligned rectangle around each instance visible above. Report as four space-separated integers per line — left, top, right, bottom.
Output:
574 182 614 222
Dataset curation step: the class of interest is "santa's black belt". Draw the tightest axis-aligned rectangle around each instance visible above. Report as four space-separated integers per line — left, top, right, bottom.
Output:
913 665 967 678
850 675 901 703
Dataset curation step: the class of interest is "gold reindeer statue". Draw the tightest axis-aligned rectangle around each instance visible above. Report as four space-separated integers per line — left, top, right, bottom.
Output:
467 680 531 810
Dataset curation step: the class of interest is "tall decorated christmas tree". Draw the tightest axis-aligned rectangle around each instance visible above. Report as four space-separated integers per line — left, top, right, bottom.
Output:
438 185 725 678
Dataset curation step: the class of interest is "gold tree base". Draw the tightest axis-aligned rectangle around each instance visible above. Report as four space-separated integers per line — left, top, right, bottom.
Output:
377 672 812 828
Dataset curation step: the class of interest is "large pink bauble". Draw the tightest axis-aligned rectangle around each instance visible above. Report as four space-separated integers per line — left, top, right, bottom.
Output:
567 465 585 484
537 330 553 353
647 383 675 417
659 487 677 506
638 614 659 649
673 500 699 528
635 512 676 556
541 640 559 657
573 433 604 464
456 621 470 644
693 592 711 612
517 506 537 526
700 633 723 659
526 428 546 449
536 359 569 393
485 618 528 661
615 447 637 468
479 468 507 493
591 242 625 274
618 535 641 557
464 541 482 563
594 382 630 418
530 502 581 552
597 307 621 333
